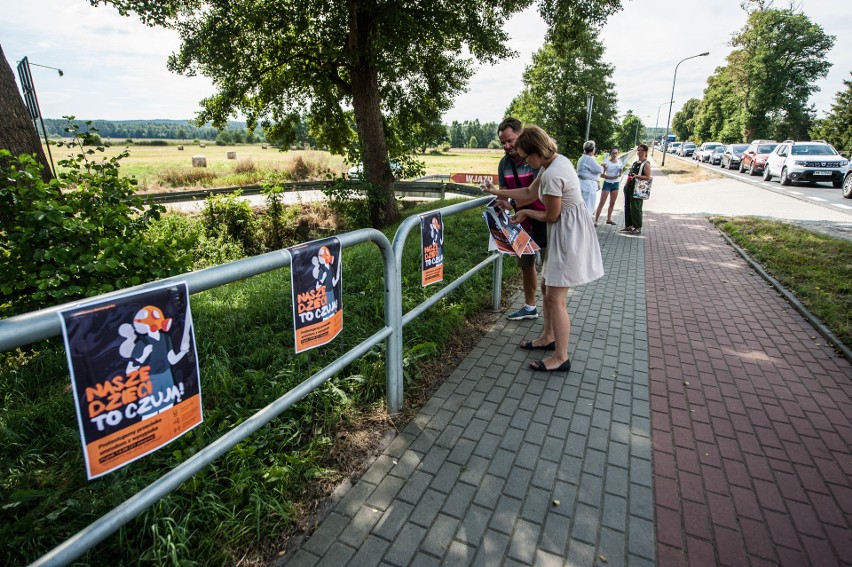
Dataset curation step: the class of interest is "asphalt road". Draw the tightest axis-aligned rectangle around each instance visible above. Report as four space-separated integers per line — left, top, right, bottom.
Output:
646 152 852 241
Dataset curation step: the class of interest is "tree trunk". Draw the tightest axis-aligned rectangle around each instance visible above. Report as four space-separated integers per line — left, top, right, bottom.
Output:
0 44 52 182
347 3 399 228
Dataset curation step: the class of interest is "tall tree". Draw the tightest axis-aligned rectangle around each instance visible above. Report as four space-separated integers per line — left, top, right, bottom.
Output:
505 29 618 157
614 111 644 152
671 98 701 142
727 5 834 141
0 44 52 182
92 0 622 226
811 73 852 153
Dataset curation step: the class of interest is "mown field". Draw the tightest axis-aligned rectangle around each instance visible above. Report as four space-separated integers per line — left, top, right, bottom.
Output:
46 142 505 192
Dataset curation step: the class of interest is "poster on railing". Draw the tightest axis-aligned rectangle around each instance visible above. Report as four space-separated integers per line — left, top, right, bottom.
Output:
288 236 343 353
58 282 202 480
420 212 444 287
482 198 539 257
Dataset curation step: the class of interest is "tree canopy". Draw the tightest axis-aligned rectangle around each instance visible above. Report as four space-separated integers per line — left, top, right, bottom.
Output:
505 29 618 157
811 73 852 153
677 4 834 144
92 0 622 226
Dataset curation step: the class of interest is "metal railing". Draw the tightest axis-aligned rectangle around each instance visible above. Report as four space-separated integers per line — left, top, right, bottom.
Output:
144 180 482 204
1 197 502 566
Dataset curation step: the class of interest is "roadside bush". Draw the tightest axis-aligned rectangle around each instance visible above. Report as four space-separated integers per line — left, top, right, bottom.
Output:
0 122 192 318
202 191 260 255
233 158 257 174
158 167 220 187
321 179 389 230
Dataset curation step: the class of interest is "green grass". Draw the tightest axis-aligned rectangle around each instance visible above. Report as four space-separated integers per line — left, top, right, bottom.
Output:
711 217 852 348
0 199 518 565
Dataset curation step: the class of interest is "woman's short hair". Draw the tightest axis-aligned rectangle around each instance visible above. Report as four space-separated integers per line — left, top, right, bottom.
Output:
583 140 596 153
637 143 649 152
516 125 558 160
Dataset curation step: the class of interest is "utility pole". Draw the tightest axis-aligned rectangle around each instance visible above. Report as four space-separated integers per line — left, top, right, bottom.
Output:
584 94 594 142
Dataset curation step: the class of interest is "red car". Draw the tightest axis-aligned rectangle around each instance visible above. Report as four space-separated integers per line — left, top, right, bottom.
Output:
739 140 778 175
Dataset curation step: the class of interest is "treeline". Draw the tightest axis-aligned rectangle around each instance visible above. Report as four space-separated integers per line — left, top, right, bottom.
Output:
42 119 261 142
41 117 504 149
668 5 849 150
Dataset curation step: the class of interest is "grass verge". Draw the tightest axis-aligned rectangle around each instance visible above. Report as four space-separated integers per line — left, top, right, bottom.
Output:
0 198 518 566
710 216 852 349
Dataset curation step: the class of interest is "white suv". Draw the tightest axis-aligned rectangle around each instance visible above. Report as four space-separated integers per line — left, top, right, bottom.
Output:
763 140 848 188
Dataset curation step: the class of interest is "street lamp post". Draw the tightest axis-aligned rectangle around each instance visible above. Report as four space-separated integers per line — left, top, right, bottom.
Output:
661 52 709 166
651 101 672 157
16 57 64 178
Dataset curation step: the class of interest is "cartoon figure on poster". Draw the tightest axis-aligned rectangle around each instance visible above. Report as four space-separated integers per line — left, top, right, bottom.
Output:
59 282 202 479
289 237 344 353
311 245 340 320
118 304 191 419
420 212 444 287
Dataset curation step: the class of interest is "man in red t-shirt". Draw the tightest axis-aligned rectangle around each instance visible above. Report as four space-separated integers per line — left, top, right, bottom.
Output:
494 117 547 320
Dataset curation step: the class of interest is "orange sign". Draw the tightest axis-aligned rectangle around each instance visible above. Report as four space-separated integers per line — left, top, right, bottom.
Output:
450 172 498 185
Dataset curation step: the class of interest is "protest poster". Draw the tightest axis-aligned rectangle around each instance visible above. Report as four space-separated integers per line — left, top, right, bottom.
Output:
420 212 444 287
288 237 343 353
482 198 539 257
59 282 202 480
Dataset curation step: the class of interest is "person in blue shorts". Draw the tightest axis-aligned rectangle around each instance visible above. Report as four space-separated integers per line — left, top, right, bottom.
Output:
595 147 623 226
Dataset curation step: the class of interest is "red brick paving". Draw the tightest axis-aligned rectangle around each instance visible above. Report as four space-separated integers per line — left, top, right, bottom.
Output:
645 213 852 566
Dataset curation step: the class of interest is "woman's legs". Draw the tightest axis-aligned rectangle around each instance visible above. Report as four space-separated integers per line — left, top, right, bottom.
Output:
623 188 634 229
536 285 570 369
594 190 608 223
606 190 618 221
630 197 643 230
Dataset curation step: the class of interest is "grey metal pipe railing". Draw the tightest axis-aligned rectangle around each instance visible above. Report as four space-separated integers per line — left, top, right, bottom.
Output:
8 195 503 565
388 196 500 413
19 228 397 567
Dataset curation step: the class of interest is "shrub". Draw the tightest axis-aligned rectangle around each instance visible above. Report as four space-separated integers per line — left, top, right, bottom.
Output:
233 158 257 174
157 167 220 187
133 140 169 146
202 191 260 255
0 121 191 318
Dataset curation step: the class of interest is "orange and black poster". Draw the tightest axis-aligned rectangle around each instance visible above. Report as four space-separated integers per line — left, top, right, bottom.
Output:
289 237 343 353
420 212 444 287
59 282 202 480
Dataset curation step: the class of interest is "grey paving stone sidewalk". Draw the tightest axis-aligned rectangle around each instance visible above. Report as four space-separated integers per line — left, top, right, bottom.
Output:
283 216 654 566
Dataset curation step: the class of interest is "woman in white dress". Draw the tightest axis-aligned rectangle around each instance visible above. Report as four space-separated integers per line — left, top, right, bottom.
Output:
507 125 604 372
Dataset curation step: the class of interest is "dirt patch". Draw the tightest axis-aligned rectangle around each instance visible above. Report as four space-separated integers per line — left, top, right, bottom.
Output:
656 156 723 184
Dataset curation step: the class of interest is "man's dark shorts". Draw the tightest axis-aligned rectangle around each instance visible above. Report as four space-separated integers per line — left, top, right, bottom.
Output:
516 219 547 269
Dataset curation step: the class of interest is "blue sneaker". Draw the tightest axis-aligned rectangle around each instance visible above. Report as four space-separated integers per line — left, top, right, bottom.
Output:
507 306 538 320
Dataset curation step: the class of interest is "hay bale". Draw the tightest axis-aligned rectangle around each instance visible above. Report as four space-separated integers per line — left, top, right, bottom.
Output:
227 151 237 159
261 145 268 149
177 145 184 150
200 143 206 148
192 155 207 168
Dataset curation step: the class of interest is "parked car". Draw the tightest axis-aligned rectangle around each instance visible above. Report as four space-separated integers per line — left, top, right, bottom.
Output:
709 145 726 165
667 141 682 154
842 168 852 199
739 140 778 175
696 142 723 162
348 160 402 180
720 144 749 169
763 140 848 187
678 142 697 157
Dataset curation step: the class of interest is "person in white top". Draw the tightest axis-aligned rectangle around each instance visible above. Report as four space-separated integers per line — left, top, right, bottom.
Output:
595 147 624 226
576 140 603 219
504 125 604 373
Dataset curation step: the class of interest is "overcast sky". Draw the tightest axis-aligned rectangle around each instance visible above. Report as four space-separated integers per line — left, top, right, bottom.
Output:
2 0 850 129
